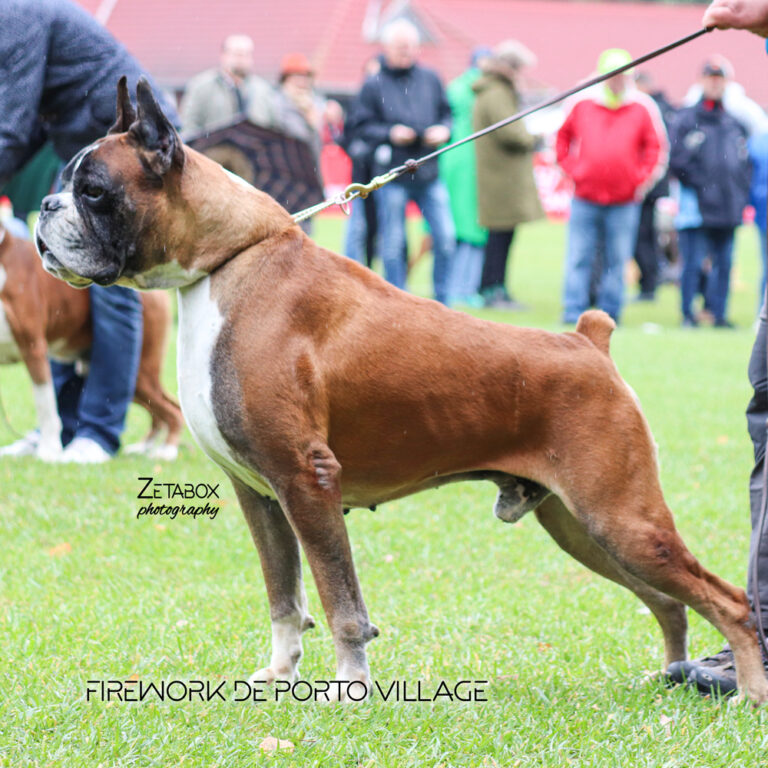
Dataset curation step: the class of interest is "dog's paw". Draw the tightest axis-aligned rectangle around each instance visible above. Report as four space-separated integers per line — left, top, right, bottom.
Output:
248 666 298 686
123 440 150 455
148 443 179 461
328 673 372 702
0 431 40 458
36 441 64 462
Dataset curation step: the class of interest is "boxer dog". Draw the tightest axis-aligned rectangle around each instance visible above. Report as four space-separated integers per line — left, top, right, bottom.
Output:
34 78 768 703
0 223 183 460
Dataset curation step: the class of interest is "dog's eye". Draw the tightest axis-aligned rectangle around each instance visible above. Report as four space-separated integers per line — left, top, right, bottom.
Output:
81 184 106 202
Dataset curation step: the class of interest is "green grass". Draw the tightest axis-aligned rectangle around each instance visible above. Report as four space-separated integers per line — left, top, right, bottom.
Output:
2 217 768 767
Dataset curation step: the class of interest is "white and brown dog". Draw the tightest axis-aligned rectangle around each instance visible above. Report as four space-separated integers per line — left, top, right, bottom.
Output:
33 78 768 703
0 223 182 460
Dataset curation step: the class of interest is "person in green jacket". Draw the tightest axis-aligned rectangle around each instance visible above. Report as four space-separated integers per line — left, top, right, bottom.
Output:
473 40 545 309
440 48 491 309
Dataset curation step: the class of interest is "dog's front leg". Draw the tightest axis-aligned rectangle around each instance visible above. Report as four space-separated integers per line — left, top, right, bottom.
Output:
231 478 315 684
273 443 378 700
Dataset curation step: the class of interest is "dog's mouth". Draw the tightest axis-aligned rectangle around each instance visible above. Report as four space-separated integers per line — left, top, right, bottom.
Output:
36 233 94 288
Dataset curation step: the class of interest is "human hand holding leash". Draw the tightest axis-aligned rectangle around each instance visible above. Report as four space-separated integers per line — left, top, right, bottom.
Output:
704 0 768 36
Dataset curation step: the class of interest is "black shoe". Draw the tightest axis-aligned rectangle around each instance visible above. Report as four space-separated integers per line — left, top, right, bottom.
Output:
681 316 698 328
665 647 738 697
714 319 736 329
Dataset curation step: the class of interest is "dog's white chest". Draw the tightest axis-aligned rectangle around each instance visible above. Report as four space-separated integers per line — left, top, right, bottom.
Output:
177 277 275 499
0 269 22 365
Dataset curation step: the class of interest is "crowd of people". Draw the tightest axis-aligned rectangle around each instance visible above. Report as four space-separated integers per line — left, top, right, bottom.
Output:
333 19 767 329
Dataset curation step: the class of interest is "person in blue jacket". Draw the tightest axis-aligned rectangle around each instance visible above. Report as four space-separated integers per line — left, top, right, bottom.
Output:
0 0 178 463
669 57 751 329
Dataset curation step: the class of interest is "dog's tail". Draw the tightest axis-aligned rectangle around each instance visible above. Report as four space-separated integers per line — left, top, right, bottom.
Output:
575 310 615 356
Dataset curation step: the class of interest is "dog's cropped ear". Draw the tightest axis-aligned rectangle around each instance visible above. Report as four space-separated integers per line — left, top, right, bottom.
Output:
108 76 136 134
129 76 185 177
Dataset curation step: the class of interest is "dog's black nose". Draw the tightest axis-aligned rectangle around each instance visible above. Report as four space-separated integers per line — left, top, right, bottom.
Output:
41 195 62 213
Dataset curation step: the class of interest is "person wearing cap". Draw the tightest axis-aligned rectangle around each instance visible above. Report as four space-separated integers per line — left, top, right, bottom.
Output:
353 18 455 304
180 34 278 136
438 47 491 308
556 48 668 324
662 0 768 698
472 40 544 310
274 53 326 163
669 57 751 328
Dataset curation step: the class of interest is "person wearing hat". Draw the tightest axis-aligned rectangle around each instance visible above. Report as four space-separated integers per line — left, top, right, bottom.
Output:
556 48 668 324
472 40 544 310
669 56 751 328
180 34 278 136
274 53 325 163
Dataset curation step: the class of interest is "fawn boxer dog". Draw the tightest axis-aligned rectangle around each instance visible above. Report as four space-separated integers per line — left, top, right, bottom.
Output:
34 78 768 703
0 223 183 460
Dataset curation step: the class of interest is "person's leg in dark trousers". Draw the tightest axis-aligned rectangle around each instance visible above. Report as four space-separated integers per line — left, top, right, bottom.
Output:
634 196 660 299
703 226 736 326
50 360 85 447
747 301 768 631
74 285 143 454
481 229 515 305
678 227 707 325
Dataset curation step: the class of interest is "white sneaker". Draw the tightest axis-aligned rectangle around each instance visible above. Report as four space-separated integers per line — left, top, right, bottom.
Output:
0 430 40 457
58 436 112 464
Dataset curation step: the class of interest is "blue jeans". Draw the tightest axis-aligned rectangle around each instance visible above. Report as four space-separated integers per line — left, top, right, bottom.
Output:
344 198 369 265
678 226 735 323
562 197 641 323
448 240 484 304
376 179 455 304
51 285 142 454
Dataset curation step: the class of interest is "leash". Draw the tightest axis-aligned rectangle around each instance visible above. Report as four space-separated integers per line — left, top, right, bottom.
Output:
292 26 713 223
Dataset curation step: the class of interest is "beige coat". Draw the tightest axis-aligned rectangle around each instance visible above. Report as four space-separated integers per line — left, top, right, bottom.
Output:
472 73 544 230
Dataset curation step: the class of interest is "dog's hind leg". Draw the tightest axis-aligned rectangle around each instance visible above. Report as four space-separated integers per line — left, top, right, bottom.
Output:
535 495 687 667
564 487 768 704
231 478 315 684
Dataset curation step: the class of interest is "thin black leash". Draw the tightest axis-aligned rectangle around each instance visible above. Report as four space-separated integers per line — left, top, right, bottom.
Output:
293 26 713 222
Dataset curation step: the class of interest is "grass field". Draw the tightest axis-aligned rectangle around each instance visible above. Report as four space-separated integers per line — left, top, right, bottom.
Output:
3 217 768 766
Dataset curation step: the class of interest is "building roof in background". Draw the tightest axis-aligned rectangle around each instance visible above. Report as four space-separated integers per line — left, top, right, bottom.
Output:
75 0 768 105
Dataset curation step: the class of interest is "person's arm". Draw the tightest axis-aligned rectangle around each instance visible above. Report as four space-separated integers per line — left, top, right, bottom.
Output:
668 112 705 190
555 106 577 177
478 88 537 152
703 0 768 36
179 78 207 136
0 13 49 185
423 75 453 147
355 79 401 147
634 99 668 196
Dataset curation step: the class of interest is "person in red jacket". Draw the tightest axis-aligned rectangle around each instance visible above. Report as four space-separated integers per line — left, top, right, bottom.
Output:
556 48 668 323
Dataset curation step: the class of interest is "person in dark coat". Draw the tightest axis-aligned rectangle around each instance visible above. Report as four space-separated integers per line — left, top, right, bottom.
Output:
632 72 678 301
473 40 544 309
354 18 455 304
669 56 752 328
0 0 179 462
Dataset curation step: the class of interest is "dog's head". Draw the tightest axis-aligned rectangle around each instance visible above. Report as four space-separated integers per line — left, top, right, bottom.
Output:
35 77 203 290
